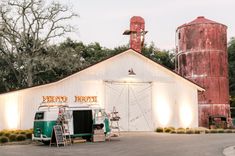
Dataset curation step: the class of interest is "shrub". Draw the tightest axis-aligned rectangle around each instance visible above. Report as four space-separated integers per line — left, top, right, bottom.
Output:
9 134 17 142
194 130 200 134
210 129 218 133
186 129 194 134
177 128 185 131
26 132 32 139
205 130 210 134
198 129 206 134
217 129 224 133
8 130 13 134
165 127 175 133
27 129 33 134
0 136 9 143
9 130 18 134
16 134 26 141
4 132 11 137
0 131 4 136
20 131 26 135
156 127 164 133
170 130 176 134
167 127 175 130
177 130 185 134
12 130 20 134
224 129 233 133
164 128 173 133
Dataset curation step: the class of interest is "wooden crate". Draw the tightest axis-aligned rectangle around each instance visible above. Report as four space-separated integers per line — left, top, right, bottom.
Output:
94 129 104 135
93 134 105 142
73 138 86 144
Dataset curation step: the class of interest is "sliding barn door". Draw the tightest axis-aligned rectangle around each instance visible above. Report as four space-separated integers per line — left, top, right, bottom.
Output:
105 82 153 131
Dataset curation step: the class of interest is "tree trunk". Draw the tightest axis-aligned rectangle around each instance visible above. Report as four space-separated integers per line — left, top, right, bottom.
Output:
27 64 33 87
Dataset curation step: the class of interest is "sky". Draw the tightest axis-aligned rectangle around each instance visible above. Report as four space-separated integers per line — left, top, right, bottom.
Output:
59 0 235 50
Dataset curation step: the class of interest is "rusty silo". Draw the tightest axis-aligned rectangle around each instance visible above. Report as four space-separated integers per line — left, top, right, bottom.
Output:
176 16 230 128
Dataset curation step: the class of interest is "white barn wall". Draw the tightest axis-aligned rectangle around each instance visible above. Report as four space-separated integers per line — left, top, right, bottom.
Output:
0 95 5 130
0 49 202 130
175 81 199 128
152 82 177 128
0 92 20 130
14 80 105 129
152 81 198 128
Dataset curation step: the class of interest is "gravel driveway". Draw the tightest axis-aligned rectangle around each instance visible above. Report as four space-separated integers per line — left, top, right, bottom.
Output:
1 132 235 156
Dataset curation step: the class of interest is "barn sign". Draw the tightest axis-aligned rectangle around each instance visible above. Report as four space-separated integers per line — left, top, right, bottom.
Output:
42 96 98 103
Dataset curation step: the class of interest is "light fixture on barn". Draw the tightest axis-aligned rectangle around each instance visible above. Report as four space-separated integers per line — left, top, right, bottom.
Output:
128 68 136 76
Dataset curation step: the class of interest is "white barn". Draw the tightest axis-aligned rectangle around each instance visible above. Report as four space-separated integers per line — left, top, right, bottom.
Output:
0 49 204 131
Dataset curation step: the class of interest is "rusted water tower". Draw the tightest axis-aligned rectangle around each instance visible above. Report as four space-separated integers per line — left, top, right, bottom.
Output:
176 16 230 127
123 16 148 53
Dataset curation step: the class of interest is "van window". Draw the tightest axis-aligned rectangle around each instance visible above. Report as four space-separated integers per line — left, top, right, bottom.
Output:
35 112 44 120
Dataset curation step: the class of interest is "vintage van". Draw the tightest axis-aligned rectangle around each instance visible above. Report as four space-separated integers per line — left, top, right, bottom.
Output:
32 104 110 144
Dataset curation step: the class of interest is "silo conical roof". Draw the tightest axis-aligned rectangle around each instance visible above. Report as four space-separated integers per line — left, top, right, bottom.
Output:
177 16 226 30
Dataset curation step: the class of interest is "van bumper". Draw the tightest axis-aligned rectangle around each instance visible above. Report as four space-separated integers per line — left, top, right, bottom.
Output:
32 134 51 141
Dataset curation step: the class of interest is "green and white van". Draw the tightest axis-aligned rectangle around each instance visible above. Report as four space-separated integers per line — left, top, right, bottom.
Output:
32 104 110 144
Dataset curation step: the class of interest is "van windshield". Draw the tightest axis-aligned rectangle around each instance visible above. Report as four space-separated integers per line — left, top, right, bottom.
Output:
35 112 44 120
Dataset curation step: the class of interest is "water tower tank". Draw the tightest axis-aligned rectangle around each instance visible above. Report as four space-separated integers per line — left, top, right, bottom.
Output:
176 16 230 127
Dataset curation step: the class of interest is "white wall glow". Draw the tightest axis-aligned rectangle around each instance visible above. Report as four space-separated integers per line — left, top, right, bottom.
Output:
5 93 19 129
156 97 171 127
180 104 193 128
153 83 174 128
157 103 171 127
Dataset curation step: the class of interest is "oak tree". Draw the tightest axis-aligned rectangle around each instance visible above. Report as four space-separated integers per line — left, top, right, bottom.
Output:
0 0 77 90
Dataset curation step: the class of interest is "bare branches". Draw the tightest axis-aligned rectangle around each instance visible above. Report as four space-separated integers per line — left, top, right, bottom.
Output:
0 0 78 87
1 0 78 52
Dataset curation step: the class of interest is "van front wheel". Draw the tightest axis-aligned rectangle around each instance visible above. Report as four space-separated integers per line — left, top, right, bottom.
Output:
42 140 50 145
